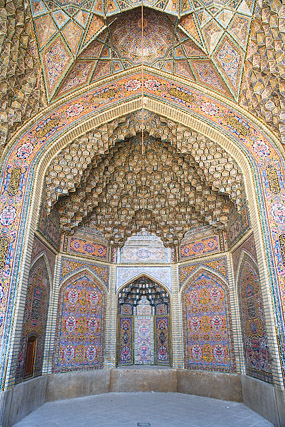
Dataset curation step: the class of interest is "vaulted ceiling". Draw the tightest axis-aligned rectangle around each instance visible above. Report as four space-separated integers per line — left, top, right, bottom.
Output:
29 0 256 101
44 112 246 246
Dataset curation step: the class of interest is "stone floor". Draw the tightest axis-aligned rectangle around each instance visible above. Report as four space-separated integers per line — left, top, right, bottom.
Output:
14 392 272 427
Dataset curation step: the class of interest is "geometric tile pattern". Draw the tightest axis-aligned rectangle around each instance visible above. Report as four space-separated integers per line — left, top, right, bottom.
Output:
43 112 246 246
42 35 73 99
29 0 256 101
214 36 242 96
0 0 47 150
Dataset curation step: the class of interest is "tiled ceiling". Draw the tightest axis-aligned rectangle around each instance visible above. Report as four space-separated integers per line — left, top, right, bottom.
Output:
44 112 246 246
30 0 256 101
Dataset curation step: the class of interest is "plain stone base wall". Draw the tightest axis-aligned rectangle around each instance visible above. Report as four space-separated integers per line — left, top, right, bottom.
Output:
0 388 13 427
241 374 285 426
177 370 242 402
1 370 285 426
46 369 111 401
0 376 47 427
110 369 178 393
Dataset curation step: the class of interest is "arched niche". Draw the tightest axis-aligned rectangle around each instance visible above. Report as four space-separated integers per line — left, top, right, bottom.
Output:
181 268 236 373
236 251 273 384
117 275 171 367
0 70 284 388
53 270 106 373
15 255 51 383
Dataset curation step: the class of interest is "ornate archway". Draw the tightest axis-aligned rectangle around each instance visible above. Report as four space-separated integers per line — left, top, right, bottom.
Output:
0 72 284 390
117 275 171 366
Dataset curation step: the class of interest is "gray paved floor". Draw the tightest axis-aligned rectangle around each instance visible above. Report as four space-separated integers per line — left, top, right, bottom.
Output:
14 392 273 427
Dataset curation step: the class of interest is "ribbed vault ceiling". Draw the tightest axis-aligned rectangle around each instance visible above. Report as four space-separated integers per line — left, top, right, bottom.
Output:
29 0 256 101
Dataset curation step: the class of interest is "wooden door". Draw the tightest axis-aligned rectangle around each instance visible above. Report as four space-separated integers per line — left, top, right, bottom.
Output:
24 336 37 378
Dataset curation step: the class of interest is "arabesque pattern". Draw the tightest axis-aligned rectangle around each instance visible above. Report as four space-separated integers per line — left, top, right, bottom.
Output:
238 257 273 383
53 273 105 372
15 257 50 382
182 270 235 372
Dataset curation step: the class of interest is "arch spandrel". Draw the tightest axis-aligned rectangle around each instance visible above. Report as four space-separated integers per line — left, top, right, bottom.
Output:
0 70 284 388
116 272 172 296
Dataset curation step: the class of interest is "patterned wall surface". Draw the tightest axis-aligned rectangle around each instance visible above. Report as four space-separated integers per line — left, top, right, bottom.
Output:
27 1 256 101
134 315 154 365
179 257 228 289
231 233 257 273
180 235 221 260
31 235 56 280
240 0 284 144
53 273 105 372
118 317 133 365
117 266 172 293
156 317 170 365
68 236 107 260
15 257 50 382
119 231 171 264
238 256 273 383
0 71 284 386
226 204 250 248
182 270 235 372
38 198 61 250
0 0 46 151
61 257 109 289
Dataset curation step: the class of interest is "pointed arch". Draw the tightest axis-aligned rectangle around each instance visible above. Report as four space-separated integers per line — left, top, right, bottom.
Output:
0 70 284 387
15 255 51 383
180 264 228 295
181 267 236 373
236 252 273 383
117 273 171 296
60 266 108 294
117 274 171 366
53 268 106 373
30 252 54 292
235 249 258 288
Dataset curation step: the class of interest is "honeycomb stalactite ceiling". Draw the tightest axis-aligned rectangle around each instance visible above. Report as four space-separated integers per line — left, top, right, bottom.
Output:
55 136 236 245
240 0 285 144
0 0 46 151
44 112 246 246
29 0 257 101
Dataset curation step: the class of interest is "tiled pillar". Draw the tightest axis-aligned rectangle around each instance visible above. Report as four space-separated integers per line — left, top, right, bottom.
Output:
226 251 245 374
104 264 117 368
171 264 184 368
42 254 62 375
